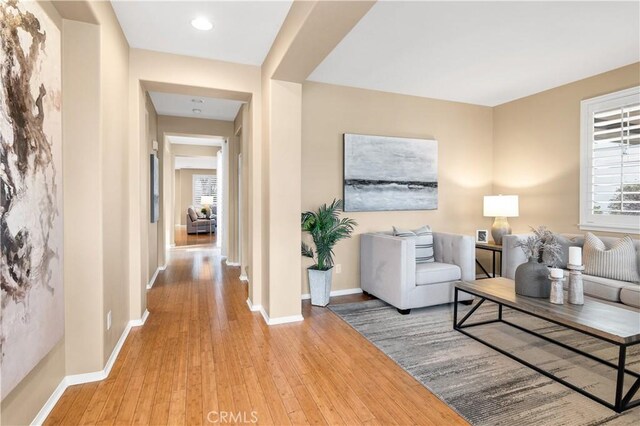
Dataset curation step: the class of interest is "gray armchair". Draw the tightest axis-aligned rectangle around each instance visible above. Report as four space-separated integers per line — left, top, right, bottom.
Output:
360 231 475 314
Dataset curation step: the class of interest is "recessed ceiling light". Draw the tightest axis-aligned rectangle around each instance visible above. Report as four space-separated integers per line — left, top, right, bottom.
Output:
191 98 204 103
192 108 202 114
191 17 213 31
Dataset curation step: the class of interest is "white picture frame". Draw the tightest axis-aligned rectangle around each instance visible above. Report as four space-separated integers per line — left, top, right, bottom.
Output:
476 229 489 243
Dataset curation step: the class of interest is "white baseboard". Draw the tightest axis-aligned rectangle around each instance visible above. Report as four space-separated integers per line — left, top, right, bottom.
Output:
30 379 68 426
239 274 248 282
246 298 261 312
301 287 363 300
259 307 304 326
31 310 150 425
146 268 161 290
225 260 241 267
159 264 167 271
246 299 304 325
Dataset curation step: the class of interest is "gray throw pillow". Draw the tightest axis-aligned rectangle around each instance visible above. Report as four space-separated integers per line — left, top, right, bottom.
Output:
188 208 198 222
583 233 640 283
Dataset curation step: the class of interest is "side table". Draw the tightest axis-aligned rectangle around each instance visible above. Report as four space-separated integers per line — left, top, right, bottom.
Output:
476 242 502 279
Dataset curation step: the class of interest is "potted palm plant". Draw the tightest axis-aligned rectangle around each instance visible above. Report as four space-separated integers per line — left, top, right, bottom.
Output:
301 199 357 306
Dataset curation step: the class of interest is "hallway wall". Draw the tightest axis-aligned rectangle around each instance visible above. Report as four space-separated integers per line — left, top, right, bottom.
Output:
145 94 159 285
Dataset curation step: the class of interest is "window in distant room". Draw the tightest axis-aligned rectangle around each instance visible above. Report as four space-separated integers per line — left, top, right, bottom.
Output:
580 86 640 233
193 174 217 207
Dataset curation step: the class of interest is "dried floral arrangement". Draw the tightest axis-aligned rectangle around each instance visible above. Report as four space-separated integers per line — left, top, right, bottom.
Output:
515 226 563 267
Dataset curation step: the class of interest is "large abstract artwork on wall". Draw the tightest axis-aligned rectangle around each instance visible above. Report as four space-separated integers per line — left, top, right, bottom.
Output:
0 0 63 399
343 134 438 212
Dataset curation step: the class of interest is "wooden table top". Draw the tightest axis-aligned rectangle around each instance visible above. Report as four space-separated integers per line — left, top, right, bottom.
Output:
457 278 640 345
475 242 503 252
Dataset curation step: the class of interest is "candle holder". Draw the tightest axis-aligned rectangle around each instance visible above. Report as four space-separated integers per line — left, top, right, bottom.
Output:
549 275 565 305
567 264 585 305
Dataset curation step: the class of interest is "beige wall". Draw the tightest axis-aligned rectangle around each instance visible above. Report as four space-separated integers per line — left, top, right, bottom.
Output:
234 105 251 278
176 168 217 225
493 63 640 236
145 94 159 283
60 19 103 376
94 0 131 365
301 81 495 294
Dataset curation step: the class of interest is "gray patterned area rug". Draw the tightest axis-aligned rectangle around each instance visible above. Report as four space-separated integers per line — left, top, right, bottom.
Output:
329 299 640 425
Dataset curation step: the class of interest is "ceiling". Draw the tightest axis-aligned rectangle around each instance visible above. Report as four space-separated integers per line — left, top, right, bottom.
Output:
149 92 244 121
308 1 640 106
175 156 217 170
167 135 225 147
111 1 292 65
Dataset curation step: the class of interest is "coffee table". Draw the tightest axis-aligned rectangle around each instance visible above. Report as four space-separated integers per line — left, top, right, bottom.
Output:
454 278 640 413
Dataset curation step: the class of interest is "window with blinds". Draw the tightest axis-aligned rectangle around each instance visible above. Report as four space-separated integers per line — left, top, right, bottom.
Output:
580 87 640 233
193 174 217 207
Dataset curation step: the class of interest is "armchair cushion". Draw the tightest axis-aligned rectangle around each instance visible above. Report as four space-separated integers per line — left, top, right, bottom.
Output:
416 262 461 286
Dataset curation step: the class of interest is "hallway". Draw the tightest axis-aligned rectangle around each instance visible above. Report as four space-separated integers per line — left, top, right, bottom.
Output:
44 247 465 425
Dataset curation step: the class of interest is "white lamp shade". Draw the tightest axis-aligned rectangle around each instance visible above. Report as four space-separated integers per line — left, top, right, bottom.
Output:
484 195 519 217
200 196 214 206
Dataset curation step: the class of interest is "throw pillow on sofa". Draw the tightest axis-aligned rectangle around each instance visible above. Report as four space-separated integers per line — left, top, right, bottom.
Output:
583 233 640 283
392 226 435 264
188 207 198 222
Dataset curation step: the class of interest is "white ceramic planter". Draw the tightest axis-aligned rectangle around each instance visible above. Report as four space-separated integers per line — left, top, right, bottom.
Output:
308 267 333 307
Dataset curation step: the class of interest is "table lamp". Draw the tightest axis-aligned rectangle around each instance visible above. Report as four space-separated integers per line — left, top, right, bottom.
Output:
483 195 519 245
200 196 214 214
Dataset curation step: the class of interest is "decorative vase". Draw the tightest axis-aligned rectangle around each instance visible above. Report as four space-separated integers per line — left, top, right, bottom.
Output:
515 257 551 298
308 267 333 307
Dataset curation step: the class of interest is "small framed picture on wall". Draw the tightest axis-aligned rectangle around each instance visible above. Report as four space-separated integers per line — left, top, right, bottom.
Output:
476 229 489 243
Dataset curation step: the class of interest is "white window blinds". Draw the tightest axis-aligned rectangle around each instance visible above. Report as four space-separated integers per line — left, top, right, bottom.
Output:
580 87 640 233
193 174 217 207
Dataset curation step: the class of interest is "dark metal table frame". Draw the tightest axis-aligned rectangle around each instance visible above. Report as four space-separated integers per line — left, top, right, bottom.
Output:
475 243 502 279
453 287 640 413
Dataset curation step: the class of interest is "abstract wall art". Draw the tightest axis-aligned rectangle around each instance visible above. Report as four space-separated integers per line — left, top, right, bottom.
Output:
0 0 63 399
150 153 159 223
343 133 438 212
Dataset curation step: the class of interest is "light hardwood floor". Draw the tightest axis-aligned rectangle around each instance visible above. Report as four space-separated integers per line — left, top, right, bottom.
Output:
174 226 216 247
44 246 467 425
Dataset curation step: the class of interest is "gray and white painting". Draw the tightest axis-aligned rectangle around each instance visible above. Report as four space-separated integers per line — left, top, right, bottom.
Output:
1 0 63 399
343 134 437 212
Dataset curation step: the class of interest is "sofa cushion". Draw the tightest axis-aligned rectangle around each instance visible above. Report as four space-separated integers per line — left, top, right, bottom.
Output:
583 233 640 283
416 262 461 286
187 207 198 222
620 285 640 308
580 274 628 303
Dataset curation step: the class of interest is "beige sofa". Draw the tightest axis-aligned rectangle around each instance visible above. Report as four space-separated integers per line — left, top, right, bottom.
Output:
360 231 475 314
502 233 640 309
